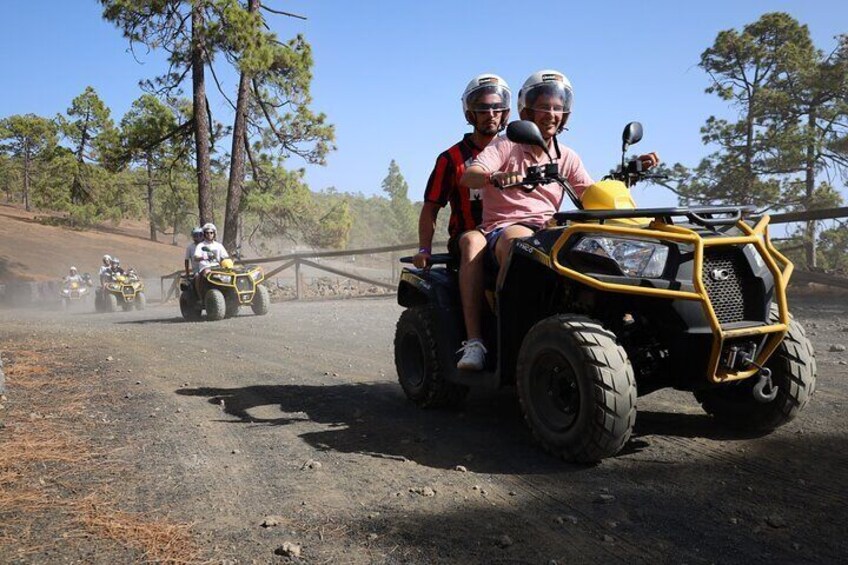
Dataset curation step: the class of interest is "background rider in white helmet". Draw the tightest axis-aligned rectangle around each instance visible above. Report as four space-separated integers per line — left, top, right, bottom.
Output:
193 223 230 296
460 69 659 370
99 254 113 286
414 73 511 372
64 266 83 285
185 227 204 278
108 257 125 277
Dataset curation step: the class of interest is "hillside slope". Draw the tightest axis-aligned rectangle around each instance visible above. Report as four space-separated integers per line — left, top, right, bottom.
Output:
0 204 186 283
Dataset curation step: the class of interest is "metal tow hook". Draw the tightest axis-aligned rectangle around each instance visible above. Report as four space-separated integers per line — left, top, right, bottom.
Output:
744 354 778 403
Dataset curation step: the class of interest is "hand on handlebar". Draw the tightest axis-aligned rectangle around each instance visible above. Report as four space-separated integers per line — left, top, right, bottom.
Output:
412 251 431 270
490 171 523 189
638 152 660 170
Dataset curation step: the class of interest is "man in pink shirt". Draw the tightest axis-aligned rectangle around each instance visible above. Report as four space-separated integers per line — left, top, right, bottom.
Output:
459 69 656 370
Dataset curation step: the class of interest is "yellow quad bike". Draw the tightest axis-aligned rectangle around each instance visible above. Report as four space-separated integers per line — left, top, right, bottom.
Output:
179 258 269 322
96 272 145 312
59 274 93 310
394 120 816 463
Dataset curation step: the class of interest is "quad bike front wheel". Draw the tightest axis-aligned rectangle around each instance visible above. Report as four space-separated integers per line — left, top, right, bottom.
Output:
394 306 468 409
205 289 226 321
695 311 816 431
106 293 118 313
251 285 270 316
516 314 637 463
135 292 146 310
225 293 240 318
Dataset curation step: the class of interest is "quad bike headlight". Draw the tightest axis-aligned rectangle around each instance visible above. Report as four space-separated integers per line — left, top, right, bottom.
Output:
211 273 233 284
250 270 262 281
573 236 669 278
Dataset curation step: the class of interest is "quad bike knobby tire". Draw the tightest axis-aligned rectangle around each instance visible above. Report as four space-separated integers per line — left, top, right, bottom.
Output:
695 310 816 431
106 293 119 313
394 306 468 409
516 314 637 463
205 288 226 321
135 292 146 310
225 293 240 318
251 284 270 316
179 290 202 322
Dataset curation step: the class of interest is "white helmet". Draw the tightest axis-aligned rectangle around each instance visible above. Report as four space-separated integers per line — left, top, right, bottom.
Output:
110 257 120 266
202 223 217 234
461 74 511 128
518 70 573 130
102 254 112 265
70 266 78 274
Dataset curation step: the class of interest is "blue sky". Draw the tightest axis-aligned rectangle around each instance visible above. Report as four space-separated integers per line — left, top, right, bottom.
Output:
1 1 846 209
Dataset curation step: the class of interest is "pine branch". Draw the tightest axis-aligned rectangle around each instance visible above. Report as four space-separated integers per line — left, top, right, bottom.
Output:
259 4 307 20
206 60 237 111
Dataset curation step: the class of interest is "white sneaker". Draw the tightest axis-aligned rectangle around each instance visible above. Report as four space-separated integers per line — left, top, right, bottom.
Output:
457 340 487 371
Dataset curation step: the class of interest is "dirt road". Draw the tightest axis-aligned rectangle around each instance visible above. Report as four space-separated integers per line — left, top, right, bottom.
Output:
1 296 847 564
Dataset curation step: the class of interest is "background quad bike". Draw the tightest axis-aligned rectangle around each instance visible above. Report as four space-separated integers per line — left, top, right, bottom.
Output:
95 278 146 313
179 266 269 322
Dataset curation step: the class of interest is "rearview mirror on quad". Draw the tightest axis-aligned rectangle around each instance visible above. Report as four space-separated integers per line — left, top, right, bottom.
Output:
507 120 554 162
622 122 643 151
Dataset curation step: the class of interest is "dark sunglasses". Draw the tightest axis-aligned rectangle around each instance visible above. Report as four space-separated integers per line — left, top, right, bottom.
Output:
470 103 509 113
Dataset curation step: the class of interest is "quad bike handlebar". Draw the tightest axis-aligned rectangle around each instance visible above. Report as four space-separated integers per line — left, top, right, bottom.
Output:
400 253 453 265
497 163 583 209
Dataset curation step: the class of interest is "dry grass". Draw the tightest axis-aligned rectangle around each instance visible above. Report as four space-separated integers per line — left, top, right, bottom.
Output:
0 341 203 563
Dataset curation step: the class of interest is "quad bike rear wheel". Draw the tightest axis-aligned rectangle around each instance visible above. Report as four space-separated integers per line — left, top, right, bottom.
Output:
179 290 202 322
516 314 637 463
205 289 226 321
695 311 816 431
394 306 468 408
251 284 270 316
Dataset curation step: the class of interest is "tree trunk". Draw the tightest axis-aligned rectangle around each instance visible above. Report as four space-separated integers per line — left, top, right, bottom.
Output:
744 99 756 200
23 147 31 212
147 155 157 242
172 212 180 246
222 0 259 252
72 113 90 204
223 71 251 251
192 2 213 225
804 108 817 269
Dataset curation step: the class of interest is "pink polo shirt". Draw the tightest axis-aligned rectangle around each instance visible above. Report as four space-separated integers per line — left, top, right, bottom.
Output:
472 136 594 233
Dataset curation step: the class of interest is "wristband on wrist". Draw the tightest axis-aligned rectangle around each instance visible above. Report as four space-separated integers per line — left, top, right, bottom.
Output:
418 247 431 255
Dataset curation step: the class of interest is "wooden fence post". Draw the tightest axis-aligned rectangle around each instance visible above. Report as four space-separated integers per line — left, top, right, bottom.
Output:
295 259 302 300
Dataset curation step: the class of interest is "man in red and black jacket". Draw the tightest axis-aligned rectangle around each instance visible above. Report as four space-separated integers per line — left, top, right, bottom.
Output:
413 73 511 371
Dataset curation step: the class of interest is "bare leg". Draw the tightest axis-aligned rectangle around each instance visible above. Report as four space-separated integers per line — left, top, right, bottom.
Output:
195 271 206 300
458 230 487 341
495 225 535 280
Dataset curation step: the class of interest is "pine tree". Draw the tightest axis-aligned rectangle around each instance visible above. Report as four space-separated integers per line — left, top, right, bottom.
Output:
56 86 116 204
0 114 57 211
381 160 416 244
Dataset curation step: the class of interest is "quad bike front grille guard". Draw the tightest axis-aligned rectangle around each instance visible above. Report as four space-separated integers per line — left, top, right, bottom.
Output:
205 269 263 304
549 215 791 383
